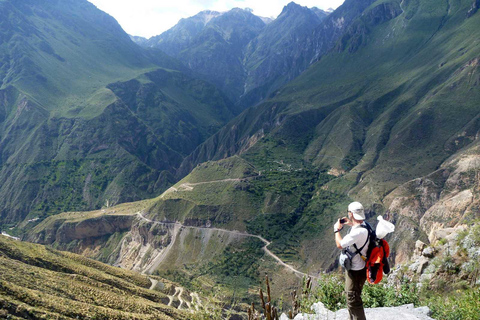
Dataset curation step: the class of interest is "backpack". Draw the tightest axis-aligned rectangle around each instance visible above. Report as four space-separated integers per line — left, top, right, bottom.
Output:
360 222 391 284
339 227 370 271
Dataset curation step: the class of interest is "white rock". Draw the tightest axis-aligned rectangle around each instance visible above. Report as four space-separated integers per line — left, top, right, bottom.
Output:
279 313 290 320
286 302 434 320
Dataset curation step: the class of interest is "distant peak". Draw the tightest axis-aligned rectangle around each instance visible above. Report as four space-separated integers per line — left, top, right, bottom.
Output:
226 7 257 16
280 2 309 16
194 10 223 25
286 1 301 9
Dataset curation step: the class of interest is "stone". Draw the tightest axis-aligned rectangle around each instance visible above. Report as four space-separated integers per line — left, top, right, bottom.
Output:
419 273 433 284
430 228 456 243
415 240 426 255
422 247 435 258
283 302 435 320
417 257 429 274
409 261 420 272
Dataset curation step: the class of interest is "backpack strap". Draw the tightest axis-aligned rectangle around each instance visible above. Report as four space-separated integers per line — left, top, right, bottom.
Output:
352 224 370 260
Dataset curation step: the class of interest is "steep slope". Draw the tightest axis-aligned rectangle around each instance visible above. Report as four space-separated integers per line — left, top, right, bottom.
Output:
0 0 236 225
239 2 325 108
181 0 480 191
0 235 185 319
176 0 480 263
20 0 480 310
26 156 311 302
146 8 266 101
385 138 480 263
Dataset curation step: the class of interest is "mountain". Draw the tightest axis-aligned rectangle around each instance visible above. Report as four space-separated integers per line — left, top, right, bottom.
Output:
0 235 186 319
26 156 313 303
310 7 329 20
130 35 148 46
21 0 480 309
140 3 330 104
146 10 224 57
0 0 237 225
239 2 326 108
177 0 480 264
145 8 266 101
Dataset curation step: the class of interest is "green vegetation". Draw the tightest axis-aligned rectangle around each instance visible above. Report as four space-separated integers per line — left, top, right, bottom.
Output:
178 156 257 184
155 236 269 305
0 236 184 319
428 288 480 320
185 0 480 205
0 0 238 226
295 274 419 312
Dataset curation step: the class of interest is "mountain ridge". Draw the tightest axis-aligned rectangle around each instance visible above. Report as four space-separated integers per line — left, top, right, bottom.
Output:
0 0 238 225
138 2 330 106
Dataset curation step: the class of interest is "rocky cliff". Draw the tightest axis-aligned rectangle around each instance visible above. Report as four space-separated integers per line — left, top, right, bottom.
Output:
385 141 480 262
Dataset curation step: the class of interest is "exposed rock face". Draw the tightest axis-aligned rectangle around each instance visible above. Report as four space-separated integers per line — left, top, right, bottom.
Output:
420 190 474 241
390 223 477 297
27 214 134 245
113 219 178 272
385 146 480 261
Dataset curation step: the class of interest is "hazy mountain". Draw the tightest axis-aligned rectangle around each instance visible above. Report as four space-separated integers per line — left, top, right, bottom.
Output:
0 0 236 225
145 10 224 57
129 34 148 46
239 2 326 108
144 8 266 101
310 7 330 19
139 3 330 104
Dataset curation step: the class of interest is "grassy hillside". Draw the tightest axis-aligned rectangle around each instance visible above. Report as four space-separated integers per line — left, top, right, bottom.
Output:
170 0 480 271
0 235 185 319
0 0 237 226
181 0 480 202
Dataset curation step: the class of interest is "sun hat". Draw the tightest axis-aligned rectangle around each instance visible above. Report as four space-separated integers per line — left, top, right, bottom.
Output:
348 201 365 220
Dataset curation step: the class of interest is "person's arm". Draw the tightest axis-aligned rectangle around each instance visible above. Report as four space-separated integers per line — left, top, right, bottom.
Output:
335 230 343 249
334 218 349 249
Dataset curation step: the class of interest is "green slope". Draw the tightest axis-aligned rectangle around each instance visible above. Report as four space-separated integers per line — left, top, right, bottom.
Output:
0 0 237 226
181 0 480 199
19 0 480 308
172 0 480 269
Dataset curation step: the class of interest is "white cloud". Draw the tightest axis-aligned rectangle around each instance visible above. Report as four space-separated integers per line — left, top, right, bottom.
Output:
88 0 345 38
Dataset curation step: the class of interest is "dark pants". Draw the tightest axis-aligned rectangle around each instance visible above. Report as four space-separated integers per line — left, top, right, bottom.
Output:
345 268 367 320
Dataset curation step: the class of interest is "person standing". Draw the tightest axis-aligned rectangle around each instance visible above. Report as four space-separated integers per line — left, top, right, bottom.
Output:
334 201 369 320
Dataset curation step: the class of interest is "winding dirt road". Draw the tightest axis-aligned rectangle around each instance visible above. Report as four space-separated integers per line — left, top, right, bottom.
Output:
136 212 315 279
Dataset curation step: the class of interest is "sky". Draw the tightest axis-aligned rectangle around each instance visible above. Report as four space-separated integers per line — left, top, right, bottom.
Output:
87 0 345 38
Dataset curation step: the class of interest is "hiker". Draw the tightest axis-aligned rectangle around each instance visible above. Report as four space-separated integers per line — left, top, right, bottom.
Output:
334 201 368 320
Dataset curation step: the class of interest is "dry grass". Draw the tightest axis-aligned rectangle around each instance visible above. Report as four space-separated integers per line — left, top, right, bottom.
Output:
0 236 185 319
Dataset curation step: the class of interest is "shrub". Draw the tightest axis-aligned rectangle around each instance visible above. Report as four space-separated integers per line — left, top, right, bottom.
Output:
429 287 480 320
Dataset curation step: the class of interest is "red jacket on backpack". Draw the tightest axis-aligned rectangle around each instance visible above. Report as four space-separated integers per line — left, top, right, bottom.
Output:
366 239 390 284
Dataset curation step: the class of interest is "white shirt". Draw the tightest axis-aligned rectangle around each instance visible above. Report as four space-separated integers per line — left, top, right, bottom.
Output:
340 223 369 270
